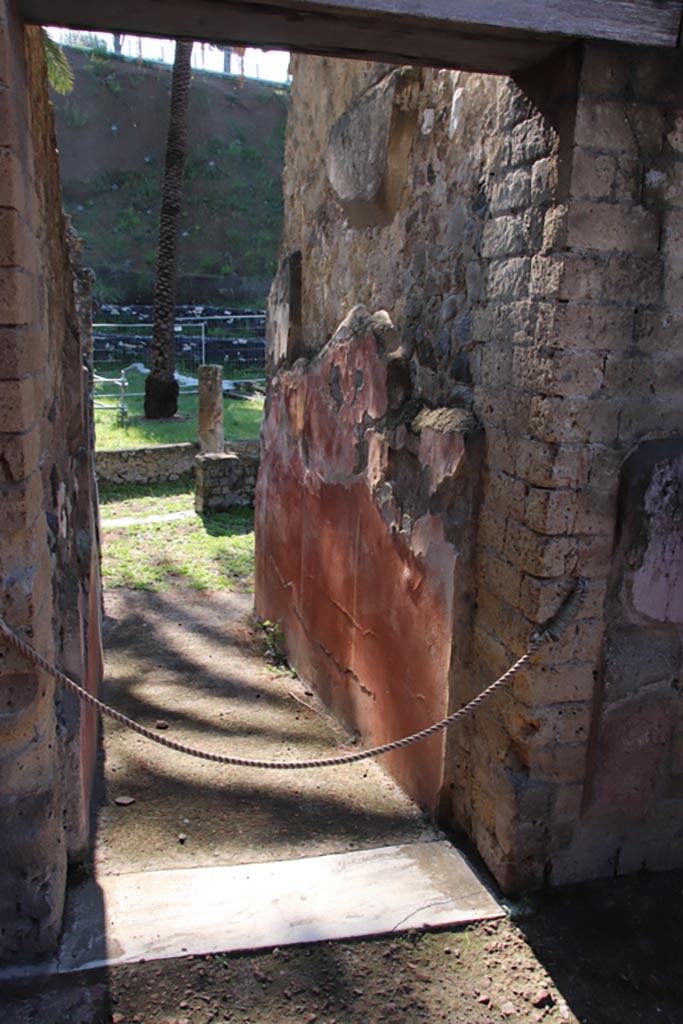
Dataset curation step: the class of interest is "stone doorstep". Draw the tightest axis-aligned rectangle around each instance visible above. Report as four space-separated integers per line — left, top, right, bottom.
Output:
0 841 502 978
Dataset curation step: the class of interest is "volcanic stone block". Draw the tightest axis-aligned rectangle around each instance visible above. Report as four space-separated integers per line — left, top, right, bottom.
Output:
326 69 418 228
0 788 66 956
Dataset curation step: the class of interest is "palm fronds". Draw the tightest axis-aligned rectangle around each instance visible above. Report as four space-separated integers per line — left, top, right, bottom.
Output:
42 30 74 95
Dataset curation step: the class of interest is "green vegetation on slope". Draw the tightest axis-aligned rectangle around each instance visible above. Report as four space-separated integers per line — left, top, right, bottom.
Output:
52 48 288 306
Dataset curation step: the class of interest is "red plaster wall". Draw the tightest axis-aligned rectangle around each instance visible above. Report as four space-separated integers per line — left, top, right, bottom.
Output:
255 309 478 811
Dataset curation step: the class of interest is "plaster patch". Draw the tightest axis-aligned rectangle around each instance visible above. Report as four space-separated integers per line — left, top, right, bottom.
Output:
631 455 683 623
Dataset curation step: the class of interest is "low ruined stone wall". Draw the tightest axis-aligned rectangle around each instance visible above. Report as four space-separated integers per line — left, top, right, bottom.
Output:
195 451 259 511
96 443 199 484
96 440 260 485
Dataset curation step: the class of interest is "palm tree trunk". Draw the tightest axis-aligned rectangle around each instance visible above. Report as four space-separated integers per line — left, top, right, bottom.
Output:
145 39 193 419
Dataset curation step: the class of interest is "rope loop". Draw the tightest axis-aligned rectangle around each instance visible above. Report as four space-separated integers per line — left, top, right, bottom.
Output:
0 578 587 771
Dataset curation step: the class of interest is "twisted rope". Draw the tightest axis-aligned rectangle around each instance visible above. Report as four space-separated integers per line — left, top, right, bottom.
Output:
0 578 587 771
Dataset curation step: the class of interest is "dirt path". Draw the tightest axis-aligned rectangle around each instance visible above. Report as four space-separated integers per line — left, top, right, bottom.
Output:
96 588 434 875
5 870 683 1024
3 586 683 1023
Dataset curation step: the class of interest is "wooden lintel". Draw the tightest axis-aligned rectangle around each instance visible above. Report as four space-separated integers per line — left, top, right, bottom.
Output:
20 0 683 77
220 0 683 47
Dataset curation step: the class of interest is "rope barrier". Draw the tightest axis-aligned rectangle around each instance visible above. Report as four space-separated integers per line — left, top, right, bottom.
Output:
0 578 587 772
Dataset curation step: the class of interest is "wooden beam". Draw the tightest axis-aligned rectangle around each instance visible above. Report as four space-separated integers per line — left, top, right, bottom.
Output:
20 0 683 77
222 0 683 47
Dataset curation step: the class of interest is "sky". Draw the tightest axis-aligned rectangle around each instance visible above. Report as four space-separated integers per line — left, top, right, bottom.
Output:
47 28 291 84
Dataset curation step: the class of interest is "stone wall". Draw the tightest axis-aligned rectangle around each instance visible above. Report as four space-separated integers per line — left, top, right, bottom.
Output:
533 45 683 884
195 451 259 512
96 440 260 485
0 3 102 958
96 442 198 485
258 45 683 891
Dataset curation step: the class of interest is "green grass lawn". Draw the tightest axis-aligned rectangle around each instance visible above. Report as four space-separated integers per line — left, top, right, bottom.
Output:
94 370 264 449
98 478 196 519
99 479 255 591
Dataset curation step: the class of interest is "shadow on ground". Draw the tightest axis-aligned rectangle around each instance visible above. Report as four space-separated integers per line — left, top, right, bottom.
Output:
96 587 434 875
4 868 683 1023
4 582 682 1023
518 868 683 1023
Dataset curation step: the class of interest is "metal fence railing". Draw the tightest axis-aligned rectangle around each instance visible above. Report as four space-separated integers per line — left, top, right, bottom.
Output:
93 369 128 427
92 313 266 425
92 314 266 381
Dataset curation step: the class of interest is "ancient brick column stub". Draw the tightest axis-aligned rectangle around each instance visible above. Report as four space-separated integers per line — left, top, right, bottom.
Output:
197 364 225 454
326 67 420 229
194 450 258 513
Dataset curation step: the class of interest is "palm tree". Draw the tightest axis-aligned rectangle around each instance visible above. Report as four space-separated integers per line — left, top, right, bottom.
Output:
145 39 193 419
42 30 74 94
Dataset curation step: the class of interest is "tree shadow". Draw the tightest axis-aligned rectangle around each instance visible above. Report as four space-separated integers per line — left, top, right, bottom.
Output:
102 589 266 670
199 507 255 538
98 476 195 506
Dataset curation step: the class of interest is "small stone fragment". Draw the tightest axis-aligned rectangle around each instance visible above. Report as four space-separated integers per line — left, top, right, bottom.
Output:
114 796 135 807
532 987 554 1008
155 720 170 730
501 1001 516 1016
112 1014 125 1024
178 832 188 844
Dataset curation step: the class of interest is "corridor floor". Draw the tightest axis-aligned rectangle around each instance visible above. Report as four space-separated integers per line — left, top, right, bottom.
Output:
32 587 496 973
95 587 435 876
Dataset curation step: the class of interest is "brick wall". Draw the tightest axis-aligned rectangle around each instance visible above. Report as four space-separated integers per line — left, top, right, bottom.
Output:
0 5 102 958
264 43 683 891
522 44 683 884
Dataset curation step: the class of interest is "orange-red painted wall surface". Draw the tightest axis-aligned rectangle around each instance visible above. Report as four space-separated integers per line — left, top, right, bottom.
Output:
256 309 478 810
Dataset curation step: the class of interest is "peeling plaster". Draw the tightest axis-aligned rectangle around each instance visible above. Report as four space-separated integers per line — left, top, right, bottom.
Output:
256 307 481 810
